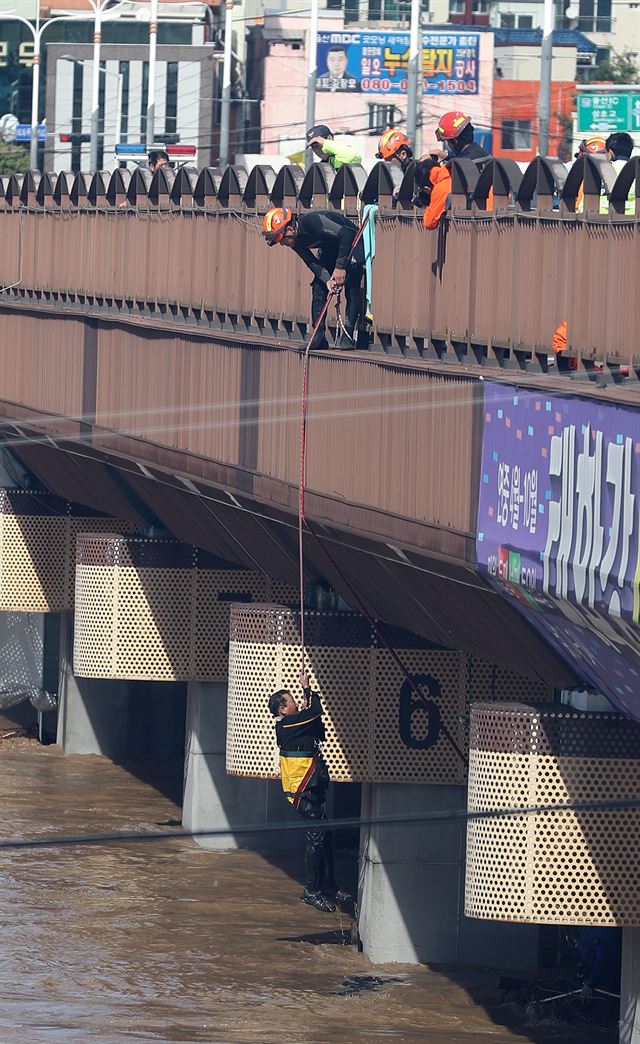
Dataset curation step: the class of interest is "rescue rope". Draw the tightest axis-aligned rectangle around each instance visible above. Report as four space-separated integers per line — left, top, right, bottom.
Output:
298 209 373 671
297 207 467 767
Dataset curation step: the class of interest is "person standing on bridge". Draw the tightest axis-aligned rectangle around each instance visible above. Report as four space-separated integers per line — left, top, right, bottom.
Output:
306 124 362 171
423 111 491 230
262 207 365 350
376 128 438 207
269 673 348 913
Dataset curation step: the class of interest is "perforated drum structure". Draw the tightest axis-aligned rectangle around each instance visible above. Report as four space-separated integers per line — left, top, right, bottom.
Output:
73 534 297 681
0 490 137 612
465 702 640 927
226 605 554 786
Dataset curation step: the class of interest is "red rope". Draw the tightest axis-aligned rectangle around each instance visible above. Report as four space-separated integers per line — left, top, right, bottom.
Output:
296 206 466 768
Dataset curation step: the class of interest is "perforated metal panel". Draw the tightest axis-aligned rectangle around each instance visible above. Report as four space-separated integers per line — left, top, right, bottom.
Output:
73 534 298 681
226 606 554 786
0 490 137 612
465 702 640 927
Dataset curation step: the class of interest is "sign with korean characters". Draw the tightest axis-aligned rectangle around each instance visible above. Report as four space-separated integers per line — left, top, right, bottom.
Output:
577 92 640 134
316 30 479 95
477 384 640 719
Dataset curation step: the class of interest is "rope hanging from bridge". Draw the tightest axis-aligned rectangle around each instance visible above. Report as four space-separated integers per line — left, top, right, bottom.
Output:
296 211 467 768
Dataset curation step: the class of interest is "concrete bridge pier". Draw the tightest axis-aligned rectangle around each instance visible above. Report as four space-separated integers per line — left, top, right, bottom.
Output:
620 928 640 1044
358 782 540 969
183 681 303 854
56 615 186 766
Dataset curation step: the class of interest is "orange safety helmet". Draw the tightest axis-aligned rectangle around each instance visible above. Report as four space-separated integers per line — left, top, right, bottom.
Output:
435 111 471 142
376 128 412 161
262 207 294 246
574 136 606 158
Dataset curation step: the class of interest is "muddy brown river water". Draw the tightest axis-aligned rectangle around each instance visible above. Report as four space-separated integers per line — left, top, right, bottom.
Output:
0 733 617 1043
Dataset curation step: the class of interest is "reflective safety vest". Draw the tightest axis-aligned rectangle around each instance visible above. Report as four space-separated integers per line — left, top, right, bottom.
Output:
279 751 319 807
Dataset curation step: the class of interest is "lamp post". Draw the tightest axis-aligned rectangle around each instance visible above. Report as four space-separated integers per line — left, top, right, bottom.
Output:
219 0 233 167
406 0 421 147
304 0 318 171
146 0 158 150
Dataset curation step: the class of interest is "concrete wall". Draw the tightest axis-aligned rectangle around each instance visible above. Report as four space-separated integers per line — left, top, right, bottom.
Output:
358 782 540 969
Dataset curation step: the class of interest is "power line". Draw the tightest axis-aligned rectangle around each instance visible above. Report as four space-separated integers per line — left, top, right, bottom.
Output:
1 795 640 852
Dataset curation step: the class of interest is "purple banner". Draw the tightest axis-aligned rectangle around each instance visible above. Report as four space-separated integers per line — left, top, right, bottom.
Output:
477 384 640 718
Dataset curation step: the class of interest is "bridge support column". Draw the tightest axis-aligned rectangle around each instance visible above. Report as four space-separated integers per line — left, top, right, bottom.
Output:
620 928 640 1044
358 782 539 968
56 616 186 763
183 681 301 853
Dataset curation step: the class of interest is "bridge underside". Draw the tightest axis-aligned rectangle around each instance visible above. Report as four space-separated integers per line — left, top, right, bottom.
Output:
0 303 576 689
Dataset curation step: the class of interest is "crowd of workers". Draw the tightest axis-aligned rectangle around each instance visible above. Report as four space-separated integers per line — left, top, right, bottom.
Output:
260 112 637 354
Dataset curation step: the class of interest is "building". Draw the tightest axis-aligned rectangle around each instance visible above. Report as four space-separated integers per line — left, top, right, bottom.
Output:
256 13 494 161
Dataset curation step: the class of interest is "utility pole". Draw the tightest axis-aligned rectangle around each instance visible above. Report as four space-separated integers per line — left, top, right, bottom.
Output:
146 0 158 151
219 0 233 167
537 0 554 156
305 0 319 171
89 4 102 171
406 0 421 147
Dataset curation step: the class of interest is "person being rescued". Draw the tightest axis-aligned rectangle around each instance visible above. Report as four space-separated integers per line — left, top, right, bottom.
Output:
422 110 491 230
268 673 348 913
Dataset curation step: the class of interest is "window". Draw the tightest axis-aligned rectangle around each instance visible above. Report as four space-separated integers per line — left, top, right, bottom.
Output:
500 12 515 25
165 62 178 139
502 119 532 150
518 14 533 26
473 0 489 10
368 103 398 133
449 0 465 12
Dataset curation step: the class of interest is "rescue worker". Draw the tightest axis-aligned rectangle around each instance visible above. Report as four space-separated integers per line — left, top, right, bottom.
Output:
376 128 437 206
574 137 606 212
604 131 636 214
148 149 170 174
423 111 491 230
306 124 362 170
262 207 364 350
269 673 348 913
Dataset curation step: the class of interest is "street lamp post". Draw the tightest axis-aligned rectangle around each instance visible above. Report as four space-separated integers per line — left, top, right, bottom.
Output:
146 0 158 150
219 0 233 168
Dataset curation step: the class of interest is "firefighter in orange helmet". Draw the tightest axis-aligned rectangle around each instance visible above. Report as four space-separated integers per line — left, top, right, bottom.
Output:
423 110 491 230
262 206 365 350
376 127 440 208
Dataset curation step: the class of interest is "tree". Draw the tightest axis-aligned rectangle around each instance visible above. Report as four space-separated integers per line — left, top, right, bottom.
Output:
0 141 29 175
593 48 640 85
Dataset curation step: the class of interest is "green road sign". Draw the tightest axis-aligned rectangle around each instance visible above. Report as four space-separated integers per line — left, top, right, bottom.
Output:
577 92 640 134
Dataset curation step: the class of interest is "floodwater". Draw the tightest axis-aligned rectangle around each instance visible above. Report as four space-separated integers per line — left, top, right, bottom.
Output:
0 730 617 1044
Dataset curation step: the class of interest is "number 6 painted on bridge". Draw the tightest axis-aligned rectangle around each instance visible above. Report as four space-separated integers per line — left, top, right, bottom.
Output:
398 673 442 750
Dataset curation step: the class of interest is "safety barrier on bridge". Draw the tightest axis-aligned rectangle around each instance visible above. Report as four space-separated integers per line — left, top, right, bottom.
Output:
465 702 640 926
225 604 553 786
0 156 638 374
73 533 297 681
0 490 137 612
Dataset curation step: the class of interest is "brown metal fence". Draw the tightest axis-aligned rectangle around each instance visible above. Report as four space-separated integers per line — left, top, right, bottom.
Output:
0 155 638 376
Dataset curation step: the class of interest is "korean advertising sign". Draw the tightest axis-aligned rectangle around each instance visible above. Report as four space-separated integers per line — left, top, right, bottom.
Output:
316 30 480 95
477 384 640 718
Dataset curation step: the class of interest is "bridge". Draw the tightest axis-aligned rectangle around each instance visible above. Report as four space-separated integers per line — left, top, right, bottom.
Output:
0 154 639 1038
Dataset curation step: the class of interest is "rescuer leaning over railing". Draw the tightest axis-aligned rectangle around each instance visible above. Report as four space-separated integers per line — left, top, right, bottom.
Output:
262 206 366 351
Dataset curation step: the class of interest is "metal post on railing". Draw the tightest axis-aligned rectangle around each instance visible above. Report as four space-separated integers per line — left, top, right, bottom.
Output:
219 0 233 167
304 0 319 171
538 0 554 156
406 0 420 148
146 0 158 151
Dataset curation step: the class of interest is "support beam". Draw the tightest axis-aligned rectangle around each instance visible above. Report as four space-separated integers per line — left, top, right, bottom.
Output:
358 782 539 967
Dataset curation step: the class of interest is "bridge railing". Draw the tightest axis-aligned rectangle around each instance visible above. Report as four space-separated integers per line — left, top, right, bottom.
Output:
0 156 638 378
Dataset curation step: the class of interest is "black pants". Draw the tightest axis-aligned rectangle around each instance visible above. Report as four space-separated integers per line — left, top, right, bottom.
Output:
311 251 364 348
298 786 336 895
